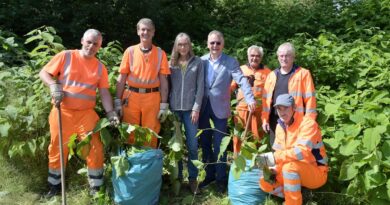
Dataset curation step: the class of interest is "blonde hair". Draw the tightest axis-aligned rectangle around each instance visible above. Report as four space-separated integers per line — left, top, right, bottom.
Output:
170 33 194 67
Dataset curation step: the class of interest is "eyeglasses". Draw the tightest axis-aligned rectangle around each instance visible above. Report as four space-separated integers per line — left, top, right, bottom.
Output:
209 41 221 46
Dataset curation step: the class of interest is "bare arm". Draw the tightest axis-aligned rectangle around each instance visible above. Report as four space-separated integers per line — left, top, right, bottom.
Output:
39 69 56 86
159 74 168 103
116 73 127 99
99 88 114 112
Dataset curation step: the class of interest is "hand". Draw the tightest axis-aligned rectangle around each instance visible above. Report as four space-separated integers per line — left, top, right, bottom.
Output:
157 103 169 122
256 152 275 168
114 98 123 119
107 110 120 127
191 111 199 124
262 122 270 133
247 102 256 113
49 83 64 107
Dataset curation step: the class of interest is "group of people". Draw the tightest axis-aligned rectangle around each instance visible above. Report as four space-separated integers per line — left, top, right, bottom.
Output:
40 18 328 204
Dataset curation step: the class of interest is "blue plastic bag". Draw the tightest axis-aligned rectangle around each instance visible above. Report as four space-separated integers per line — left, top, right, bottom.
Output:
112 148 163 205
228 159 266 205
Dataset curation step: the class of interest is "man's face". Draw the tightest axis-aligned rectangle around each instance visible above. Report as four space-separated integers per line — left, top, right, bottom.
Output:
80 34 102 58
276 105 294 124
137 23 155 43
248 49 262 68
177 37 190 57
207 34 224 57
277 48 294 70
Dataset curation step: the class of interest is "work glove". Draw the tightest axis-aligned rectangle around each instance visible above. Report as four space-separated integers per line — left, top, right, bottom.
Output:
114 98 123 119
256 152 275 168
49 83 64 107
157 103 169 122
107 110 120 127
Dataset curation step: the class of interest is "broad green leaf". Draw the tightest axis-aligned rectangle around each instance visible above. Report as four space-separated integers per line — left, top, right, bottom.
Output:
27 140 37 155
339 139 360 156
0 122 11 137
364 169 386 190
339 160 359 181
324 103 340 116
41 32 54 43
76 135 91 160
257 144 267 153
323 138 340 149
191 160 204 170
234 155 246 172
240 147 254 160
111 156 129 178
349 109 366 124
93 118 110 133
363 126 386 151
231 161 243 180
67 133 78 156
100 128 112 147
381 140 390 160
343 124 362 138
387 179 390 199
218 136 231 160
198 169 206 182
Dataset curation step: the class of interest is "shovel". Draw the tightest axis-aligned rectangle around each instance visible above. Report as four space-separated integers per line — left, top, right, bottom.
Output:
56 103 67 205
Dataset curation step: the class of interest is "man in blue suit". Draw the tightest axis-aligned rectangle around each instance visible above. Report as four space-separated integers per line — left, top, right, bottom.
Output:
199 30 256 193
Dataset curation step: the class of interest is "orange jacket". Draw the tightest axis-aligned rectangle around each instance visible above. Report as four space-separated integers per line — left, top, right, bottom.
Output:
261 66 316 124
43 50 109 110
119 44 170 88
231 64 271 110
273 116 328 168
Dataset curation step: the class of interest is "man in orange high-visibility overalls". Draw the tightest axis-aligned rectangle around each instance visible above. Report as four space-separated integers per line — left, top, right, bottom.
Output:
39 29 119 198
258 94 328 205
261 42 317 147
115 18 170 148
231 45 271 154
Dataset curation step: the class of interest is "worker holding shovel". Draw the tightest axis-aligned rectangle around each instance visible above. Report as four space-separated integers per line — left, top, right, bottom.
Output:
39 29 119 200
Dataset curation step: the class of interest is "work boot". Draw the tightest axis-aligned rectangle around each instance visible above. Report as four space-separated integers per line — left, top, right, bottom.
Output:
45 184 61 199
189 180 200 194
89 186 101 197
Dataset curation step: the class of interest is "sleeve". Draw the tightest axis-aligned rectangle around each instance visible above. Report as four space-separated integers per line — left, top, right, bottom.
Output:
43 51 66 77
274 118 318 164
159 51 170 75
192 58 204 112
261 73 273 124
118 48 130 74
302 70 317 119
231 58 255 104
98 65 110 88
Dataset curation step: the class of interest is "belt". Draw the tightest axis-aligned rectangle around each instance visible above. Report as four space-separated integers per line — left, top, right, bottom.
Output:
127 86 159 93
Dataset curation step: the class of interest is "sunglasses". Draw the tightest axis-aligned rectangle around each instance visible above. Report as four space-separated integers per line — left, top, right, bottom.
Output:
209 41 221 46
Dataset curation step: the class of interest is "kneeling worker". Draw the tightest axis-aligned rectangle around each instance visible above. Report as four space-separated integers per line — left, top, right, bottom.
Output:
257 94 328 205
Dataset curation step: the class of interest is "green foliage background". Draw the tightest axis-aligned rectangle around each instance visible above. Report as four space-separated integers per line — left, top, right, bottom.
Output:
0 0 389 204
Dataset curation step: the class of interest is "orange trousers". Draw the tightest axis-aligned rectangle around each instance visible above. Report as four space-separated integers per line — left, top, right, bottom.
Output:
259 161 328 205
233 108 263 153
48 107 104 170
122 90 160 148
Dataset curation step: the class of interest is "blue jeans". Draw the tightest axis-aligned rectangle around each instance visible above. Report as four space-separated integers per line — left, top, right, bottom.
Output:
175 110 199 180
198 99 228 182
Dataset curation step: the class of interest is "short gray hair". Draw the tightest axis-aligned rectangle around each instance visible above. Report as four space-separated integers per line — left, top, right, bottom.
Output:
277 42 295 57
208 30 224 43
83 29 102 39
247 45 264 58
137 18 155 30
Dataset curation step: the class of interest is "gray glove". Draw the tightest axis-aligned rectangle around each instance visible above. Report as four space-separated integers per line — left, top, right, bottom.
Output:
256 152 275 168
49 83 64 107
107 110 120 127
114 98 123 119
157 103 169 122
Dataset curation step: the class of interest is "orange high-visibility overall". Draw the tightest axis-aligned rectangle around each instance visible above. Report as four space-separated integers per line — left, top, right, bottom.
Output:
119 44 170 148
261 66 317 126
44 50 108 187
259 116 328 205
231 64 271 153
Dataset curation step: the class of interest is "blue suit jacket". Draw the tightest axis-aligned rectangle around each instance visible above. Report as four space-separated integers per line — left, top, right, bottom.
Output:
201 53 255 119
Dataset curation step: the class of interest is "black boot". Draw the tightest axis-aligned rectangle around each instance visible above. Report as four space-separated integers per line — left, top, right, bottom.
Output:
45 184 61 198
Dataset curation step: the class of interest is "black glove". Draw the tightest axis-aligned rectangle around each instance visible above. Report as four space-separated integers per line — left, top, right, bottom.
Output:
247 75 255 87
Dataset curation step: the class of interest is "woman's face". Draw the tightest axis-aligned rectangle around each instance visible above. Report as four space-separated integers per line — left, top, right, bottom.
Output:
177 37 190 57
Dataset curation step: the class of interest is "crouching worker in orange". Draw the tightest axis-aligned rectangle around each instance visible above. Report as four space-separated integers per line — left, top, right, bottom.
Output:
115 18 170 148
231 45 271 154
258 94 328 205
39 29 119 198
